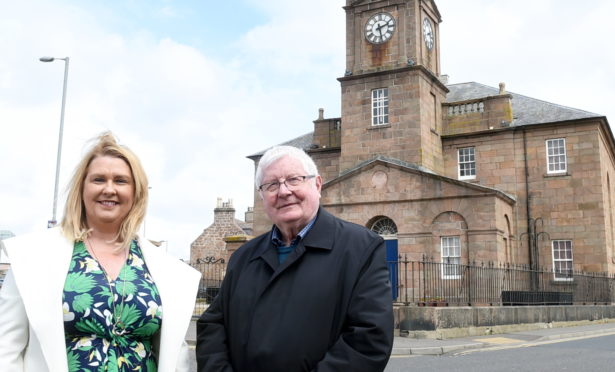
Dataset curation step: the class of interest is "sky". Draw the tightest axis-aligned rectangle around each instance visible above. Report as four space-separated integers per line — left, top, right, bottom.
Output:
1 0 614 260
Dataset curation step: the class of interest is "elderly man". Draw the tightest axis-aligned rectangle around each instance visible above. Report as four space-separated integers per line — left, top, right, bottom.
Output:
196 146 393 372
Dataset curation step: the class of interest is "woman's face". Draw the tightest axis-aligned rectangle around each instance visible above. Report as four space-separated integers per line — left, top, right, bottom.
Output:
82 155 135 231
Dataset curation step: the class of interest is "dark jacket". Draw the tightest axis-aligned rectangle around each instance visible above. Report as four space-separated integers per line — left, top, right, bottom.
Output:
196 208 394 372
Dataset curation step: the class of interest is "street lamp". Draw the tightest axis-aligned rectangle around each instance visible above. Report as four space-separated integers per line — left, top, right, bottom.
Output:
150 240 169 253
40 56 70 228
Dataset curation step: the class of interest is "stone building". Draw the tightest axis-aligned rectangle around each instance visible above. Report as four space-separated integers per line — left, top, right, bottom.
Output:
190 198 251 264
248 0 615 279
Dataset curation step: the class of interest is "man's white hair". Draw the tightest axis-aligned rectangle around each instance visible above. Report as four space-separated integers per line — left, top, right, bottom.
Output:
255 146 319 189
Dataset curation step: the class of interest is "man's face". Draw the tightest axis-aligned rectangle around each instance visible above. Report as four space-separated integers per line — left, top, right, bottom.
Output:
260 156 322 234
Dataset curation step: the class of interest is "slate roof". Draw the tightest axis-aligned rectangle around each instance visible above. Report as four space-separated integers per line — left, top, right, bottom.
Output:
446 82 602 127
248 132 314 158
249 82 604 156
235 219 253 236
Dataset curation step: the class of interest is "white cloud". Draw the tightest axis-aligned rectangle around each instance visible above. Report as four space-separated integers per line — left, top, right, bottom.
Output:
2 0 613 260
439 0 614 121
237 0 345 80
0 0 345 258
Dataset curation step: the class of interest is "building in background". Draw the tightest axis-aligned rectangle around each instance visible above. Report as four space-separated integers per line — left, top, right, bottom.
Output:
190 198 252 264
248 0 615 279
190 199 252 301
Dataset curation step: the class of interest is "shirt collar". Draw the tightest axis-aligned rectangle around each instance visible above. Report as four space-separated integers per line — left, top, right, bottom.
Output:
271 215 317 247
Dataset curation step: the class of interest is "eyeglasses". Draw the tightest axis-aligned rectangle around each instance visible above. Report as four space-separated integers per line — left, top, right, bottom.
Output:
258 175 315 193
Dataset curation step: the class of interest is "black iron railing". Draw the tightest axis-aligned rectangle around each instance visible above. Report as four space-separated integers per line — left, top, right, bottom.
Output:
190 255 615 314
389 255 615 306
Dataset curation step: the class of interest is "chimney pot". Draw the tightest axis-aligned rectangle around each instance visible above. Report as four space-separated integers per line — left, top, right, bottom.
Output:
499 82 506 94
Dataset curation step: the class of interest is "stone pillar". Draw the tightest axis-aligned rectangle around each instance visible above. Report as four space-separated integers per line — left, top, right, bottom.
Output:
224 235 252 261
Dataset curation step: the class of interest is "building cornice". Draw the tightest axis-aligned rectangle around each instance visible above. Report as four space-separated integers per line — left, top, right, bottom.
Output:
337 64 449 92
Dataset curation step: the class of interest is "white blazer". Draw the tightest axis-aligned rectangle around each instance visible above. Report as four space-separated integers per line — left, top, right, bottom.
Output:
0 228 201 372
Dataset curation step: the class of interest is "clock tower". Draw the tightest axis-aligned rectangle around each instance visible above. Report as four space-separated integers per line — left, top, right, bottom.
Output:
338 0 447 173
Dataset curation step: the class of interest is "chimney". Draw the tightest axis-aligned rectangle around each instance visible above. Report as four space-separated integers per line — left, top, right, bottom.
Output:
499 82 506 94
214 198 235 224
245 206 254 223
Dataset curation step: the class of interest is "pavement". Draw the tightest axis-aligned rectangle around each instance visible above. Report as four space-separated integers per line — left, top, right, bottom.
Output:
185 318 615 356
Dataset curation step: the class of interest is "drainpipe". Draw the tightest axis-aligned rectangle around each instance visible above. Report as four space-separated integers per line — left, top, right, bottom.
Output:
523 129 541 292
523 129 534 270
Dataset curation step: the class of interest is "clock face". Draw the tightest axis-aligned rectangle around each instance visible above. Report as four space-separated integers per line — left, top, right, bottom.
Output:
365 13 396 44
423 17 434 50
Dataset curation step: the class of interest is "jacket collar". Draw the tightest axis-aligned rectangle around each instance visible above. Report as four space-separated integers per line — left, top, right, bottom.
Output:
249 207 337 272
301 208 336 250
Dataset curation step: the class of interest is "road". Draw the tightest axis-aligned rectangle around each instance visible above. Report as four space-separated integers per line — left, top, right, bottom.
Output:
186 321 615 371
385 333 615 372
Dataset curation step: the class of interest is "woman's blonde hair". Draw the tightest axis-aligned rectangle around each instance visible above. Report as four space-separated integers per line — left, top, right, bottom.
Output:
60 132 148 250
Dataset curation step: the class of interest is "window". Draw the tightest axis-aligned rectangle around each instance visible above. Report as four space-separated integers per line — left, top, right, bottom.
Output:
372 88 389 126
458 147 476 179
546 138 567 174
441 236 461 279
552 240 573 281
371 217 398 236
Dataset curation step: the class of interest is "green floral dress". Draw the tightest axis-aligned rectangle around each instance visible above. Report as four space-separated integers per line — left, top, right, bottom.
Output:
63 241 163 372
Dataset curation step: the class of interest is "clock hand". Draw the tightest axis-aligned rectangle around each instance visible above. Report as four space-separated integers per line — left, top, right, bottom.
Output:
377 22 385 36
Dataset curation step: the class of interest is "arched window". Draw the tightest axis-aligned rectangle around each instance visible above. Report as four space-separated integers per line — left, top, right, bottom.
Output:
370 217 398 236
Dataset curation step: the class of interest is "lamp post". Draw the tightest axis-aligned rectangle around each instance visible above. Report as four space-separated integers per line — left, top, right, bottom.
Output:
151 240 168 253
40 56 69 228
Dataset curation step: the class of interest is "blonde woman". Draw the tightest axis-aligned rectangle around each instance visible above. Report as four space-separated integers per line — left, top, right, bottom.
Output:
0 132 200 371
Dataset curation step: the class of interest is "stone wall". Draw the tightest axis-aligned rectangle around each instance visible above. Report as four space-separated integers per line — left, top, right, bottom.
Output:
321 161 514 263
442 121 612 271
339 69 425 172
396 305 615 332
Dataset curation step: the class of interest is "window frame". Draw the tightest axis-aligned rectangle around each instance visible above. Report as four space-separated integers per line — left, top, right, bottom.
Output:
371 88 389 126
457 147 476 180
552 240 574 281
546 138 567 174
370 217 398 237
441 236 461 279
